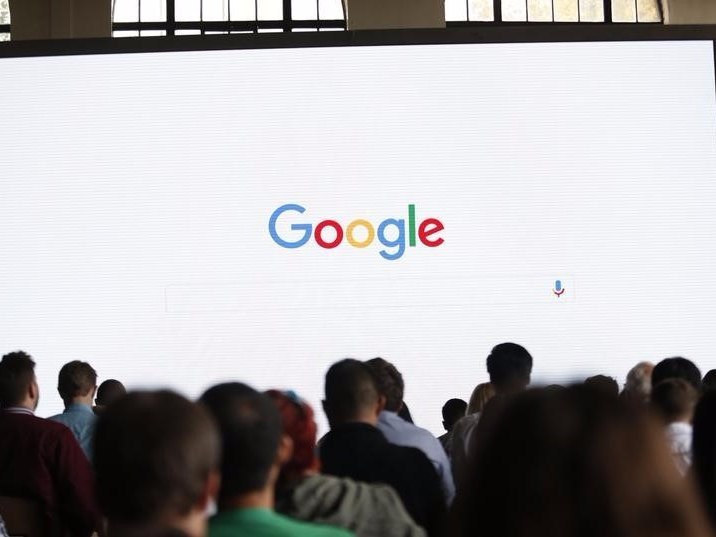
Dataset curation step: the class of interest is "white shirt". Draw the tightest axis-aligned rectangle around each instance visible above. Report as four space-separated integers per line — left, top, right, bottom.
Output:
377 410 455 504
666 421 692 476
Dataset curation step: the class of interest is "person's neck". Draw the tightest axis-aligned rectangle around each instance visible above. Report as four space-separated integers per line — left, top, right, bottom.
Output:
10 400 35 411
219 486 274 512
65 396 93 409
110 512 205 537
332 415 378 428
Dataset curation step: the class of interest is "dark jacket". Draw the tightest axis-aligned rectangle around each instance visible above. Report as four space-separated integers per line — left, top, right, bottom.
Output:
0 410 101 537
319 422 446 537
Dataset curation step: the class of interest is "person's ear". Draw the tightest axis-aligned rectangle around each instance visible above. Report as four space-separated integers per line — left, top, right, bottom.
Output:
376 395 387 415
277 434 294 466
198 469 221 513
28 379 39 402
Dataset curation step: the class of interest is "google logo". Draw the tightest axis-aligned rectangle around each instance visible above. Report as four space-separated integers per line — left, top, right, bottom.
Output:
269 204 444 261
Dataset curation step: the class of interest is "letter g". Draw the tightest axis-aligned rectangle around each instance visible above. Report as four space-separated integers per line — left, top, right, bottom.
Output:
269 204 312 248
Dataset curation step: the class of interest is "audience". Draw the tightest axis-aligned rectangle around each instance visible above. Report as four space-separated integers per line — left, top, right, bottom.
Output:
448 384 713 537
652 378 698 475
94 390 221 537
49 360 98 460
0 351 101 537
621 361 654 403
94 378 127 414
652 357 702 392
691 389 716 532
449 342 533 483
366 358 455 504
200 382 352 537
267 389 426 537
437 398 467 453
319 359 446 537
584 374 619 398
3 345 715 537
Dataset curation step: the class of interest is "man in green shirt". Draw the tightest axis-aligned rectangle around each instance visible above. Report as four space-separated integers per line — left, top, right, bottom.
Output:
201 382 353 537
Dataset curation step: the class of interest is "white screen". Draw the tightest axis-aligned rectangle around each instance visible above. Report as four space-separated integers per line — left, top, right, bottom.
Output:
1 40 715 434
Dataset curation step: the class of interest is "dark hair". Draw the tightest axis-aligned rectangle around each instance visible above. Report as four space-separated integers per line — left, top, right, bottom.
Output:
398 401 414 423
57 361 97 402
652 379 698 423
652 357 702 392
584 375 619 398
365 357 404 412
94 390 220 524
702 370 716 392
449 385 712 537
485 343 533 392
200 383 282 501
324 359 380 424
96 379 127 406
0 351 36 407
442 399 467 430
693 390 716 531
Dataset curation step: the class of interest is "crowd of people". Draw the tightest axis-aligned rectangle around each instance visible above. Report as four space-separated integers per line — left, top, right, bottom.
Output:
1 345 716 537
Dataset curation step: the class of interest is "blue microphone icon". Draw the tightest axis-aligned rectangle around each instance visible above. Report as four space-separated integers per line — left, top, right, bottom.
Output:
553 280 565 297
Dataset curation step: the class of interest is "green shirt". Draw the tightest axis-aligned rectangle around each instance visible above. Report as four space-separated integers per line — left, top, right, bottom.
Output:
210 508 354 537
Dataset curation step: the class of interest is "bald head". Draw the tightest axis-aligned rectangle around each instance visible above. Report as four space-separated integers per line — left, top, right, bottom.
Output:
323 359 381 427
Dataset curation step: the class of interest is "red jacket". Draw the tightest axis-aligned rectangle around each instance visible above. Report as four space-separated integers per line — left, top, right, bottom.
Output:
0 409 101 537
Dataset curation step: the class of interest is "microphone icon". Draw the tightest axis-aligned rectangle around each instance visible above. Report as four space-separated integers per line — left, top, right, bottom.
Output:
553 280 565 297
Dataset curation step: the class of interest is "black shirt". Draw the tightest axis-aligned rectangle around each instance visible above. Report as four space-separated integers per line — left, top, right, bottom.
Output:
319 422 446 537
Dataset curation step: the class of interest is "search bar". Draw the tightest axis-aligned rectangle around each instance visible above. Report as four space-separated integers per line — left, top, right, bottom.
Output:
164 275 574 313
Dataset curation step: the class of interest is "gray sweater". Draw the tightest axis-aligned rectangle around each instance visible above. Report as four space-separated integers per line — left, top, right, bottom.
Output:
276 474 428 537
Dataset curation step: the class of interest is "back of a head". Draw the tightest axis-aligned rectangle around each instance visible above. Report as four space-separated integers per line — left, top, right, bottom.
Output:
94 390 220 525
485 343 533 393
96 379 127 407
58 360 97 403
324 359 380 425
652 357 702 392
200 383 282 502
450 385 712 537
651 379 698 424
584 375 619 398
702 370 716 392
266 390 319 482
623 362 654 402
0 351 36 408
442 398 468 429
467 383 496 415
365 357 404 412
692 390 716 531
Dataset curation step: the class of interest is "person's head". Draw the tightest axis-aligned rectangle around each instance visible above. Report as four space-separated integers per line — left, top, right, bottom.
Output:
485 343 533 394
0 351 38 410
200 383 286 508
265 390 320 483
57 360 97 406
702 370 716 392
365 357 404 413
94 390 221 537
442 398 467 431
96 379 127 407
652 357 702 392
584 375 619 398
449 384 712 537
323 359 383 427
467 383 495 415
622 361 654 403
692 390 716 531
651 379 698 425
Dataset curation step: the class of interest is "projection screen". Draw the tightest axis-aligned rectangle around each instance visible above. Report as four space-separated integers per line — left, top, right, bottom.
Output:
1 33 715 434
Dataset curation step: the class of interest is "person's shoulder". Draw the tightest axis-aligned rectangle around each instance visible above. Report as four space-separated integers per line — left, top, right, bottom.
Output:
273 511 354 537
